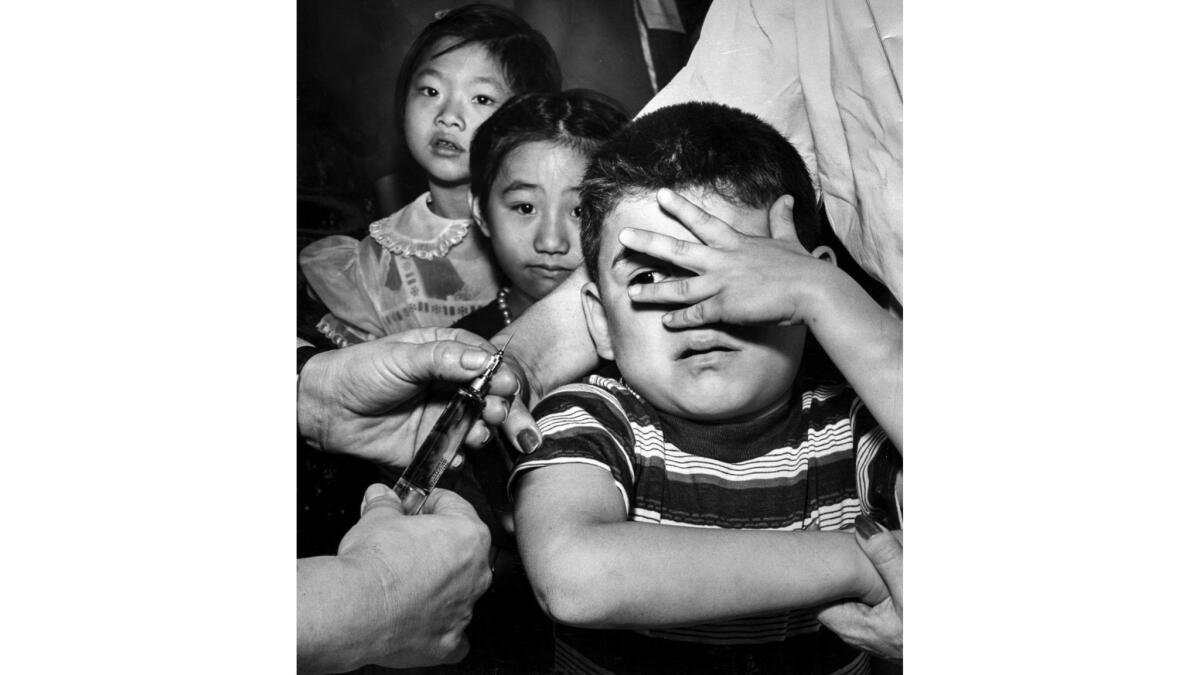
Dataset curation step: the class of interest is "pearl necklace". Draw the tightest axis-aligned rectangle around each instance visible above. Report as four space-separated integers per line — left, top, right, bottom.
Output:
496 287 513 326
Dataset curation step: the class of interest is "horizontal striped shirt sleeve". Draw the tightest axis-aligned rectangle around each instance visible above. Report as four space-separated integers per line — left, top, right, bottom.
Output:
509 382 639 515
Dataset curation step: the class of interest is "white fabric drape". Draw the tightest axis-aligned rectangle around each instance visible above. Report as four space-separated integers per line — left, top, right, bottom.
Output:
641 0 903 305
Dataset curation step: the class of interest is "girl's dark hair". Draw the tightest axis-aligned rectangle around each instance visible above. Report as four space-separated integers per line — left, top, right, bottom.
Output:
393 3 562 137
469 89 629 209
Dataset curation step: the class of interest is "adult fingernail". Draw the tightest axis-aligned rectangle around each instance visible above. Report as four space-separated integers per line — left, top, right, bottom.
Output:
461 349 489 369
628 284 642 298
785 195 795 210
855 514 887 540
618 228 633 245
518 428 541 455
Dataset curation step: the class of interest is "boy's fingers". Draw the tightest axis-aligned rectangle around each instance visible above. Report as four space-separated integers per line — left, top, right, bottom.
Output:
768 195 801 243
617 227 708 270
662 299 719 328
628 275 714 305
656 188 739 246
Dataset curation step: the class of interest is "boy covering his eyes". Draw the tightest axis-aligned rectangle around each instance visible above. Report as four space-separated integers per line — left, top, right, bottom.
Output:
509 102 902 675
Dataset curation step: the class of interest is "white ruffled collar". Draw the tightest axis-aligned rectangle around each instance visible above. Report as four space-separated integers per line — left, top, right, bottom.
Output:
369 192 472 260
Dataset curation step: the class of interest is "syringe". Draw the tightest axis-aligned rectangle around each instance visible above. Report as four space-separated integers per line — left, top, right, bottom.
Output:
392 346 506 514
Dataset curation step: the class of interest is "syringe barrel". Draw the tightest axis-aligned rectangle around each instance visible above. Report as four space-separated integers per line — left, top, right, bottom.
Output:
392 386 485 513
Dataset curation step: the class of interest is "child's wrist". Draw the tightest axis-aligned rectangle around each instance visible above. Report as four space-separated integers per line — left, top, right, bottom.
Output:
779 257 826 326
799 263 839 325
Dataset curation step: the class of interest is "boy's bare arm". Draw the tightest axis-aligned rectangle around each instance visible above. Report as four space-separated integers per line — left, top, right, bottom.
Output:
800 249 902 452
619 189 902 451
514 464 886 629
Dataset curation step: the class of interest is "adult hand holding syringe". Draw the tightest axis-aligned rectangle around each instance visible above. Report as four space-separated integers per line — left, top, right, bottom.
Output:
393 343 509 514
298 327 529 471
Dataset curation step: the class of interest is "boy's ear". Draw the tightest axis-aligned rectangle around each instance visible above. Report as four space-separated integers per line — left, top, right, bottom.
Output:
810 244 837 267
581 281 615 361
469 193 491 238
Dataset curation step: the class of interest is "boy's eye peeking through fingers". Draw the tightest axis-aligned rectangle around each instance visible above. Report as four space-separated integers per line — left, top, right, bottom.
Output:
630 270 661 286
628 262 690 287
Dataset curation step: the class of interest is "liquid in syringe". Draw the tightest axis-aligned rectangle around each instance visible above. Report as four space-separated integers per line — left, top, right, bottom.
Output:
392 347 505 514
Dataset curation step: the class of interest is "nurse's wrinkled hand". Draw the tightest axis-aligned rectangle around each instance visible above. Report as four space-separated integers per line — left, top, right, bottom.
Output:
816 515 903 660
298 485 491 672
297 327 524 469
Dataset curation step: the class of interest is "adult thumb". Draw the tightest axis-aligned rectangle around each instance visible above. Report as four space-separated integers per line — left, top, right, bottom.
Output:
421 488 479 521
768 194 801 243
855 515 903 614
359 483 405 519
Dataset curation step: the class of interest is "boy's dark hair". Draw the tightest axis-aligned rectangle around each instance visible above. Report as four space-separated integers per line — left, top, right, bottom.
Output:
470 89 629 209
393 3 562 137
579 102 822 281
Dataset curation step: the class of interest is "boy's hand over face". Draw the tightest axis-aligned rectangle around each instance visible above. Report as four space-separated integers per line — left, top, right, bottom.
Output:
619 189 836 329
625 190 903 453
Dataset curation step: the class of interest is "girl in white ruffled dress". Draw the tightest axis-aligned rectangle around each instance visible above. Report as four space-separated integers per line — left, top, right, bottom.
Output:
300 4 561 346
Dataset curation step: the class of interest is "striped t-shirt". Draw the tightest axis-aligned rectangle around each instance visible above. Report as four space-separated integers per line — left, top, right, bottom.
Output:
511 374 902 675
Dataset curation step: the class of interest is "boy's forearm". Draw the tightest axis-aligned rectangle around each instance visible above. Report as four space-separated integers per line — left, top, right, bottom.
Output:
523 520 878 628
804 266 902 451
